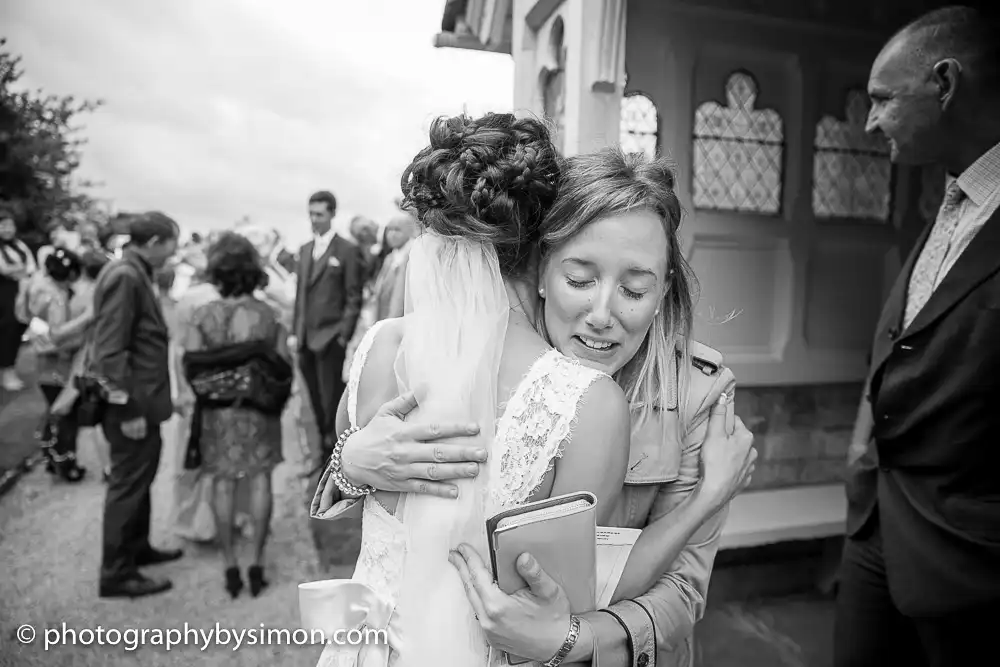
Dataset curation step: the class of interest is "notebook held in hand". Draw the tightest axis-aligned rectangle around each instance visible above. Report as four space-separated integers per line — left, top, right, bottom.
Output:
487 491 597 665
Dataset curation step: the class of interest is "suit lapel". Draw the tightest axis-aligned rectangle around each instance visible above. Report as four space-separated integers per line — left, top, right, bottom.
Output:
300 241 315 289
309 235 338 287
899 209 1000 341
869 220 931 379
126 252 166 330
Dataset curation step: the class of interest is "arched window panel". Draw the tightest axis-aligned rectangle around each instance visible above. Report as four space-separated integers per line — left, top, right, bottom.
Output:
620 93 658 159
693 71 784 214
813 90 893 221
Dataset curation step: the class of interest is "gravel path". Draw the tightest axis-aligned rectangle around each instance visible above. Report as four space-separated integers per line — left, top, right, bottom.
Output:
0 384 359 667
0 351 47 481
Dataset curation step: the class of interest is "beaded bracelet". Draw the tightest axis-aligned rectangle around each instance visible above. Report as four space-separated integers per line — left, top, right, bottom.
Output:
542 615 582 667
330 425 376 497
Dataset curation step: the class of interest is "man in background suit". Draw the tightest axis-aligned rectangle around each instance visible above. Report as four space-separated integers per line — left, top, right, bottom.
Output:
292 191 364 472
836 7 1000 666
91 212 182 598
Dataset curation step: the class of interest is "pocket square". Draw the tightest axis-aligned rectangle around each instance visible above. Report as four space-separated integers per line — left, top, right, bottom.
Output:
327 257 341 268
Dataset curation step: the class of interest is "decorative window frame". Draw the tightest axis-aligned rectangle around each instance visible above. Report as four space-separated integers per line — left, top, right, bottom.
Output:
692 69 786 216
811 88 896 223
619 91 659 160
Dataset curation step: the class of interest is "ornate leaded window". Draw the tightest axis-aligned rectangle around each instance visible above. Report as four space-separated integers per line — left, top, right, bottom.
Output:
693 71 784 214
541 17 566 155
813 90 893 221
620 92 658 159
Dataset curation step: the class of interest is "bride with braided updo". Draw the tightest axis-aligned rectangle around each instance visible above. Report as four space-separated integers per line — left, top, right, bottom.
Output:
302 112 632 666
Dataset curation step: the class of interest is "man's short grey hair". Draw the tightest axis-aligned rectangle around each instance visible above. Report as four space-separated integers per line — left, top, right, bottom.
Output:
896 6 999 92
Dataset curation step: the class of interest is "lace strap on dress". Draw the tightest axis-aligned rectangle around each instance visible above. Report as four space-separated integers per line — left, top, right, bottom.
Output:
346 319 389 428
490 349 608 509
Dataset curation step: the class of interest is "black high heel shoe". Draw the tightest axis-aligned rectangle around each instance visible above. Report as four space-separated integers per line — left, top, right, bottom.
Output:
224 567 243 599
248 565 268 597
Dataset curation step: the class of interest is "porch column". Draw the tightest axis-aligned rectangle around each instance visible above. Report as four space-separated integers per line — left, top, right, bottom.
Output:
511 0 626 156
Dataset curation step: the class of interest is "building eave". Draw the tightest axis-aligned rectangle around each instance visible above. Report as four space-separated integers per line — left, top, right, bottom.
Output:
434 0 513 55
433 31 511 53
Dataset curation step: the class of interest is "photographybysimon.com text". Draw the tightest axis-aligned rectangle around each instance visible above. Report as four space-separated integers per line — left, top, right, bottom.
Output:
16 622 387 652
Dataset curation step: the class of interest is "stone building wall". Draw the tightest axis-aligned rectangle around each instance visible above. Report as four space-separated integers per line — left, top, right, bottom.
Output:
735 382 861 490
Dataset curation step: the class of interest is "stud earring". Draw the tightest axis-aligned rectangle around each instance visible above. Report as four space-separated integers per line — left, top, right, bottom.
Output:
538 288 545 298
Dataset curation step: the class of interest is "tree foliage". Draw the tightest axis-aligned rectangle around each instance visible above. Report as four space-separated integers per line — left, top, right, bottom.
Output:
0 38 103 249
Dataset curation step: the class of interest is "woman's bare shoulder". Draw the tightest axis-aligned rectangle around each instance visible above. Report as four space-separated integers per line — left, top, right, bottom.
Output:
355 318 406 425
575 372 630 441
364 318 405 363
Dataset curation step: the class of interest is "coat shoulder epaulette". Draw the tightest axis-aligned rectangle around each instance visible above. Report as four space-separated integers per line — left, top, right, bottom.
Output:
685 339 723 377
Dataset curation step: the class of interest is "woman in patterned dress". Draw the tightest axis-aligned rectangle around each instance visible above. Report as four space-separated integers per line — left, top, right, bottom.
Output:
182 232 288 598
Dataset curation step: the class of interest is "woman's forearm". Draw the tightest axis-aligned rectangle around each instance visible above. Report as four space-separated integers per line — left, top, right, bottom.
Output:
50 309 94 344
564 610 629 663
611 490 719 602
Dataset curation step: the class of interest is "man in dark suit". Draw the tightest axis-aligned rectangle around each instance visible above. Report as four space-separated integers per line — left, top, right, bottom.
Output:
292 191 364 472
90 212 182 598
836 7 1000 666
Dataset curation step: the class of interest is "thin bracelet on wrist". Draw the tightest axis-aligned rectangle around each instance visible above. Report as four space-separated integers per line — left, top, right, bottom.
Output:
542 615 582 667
330 425 375 497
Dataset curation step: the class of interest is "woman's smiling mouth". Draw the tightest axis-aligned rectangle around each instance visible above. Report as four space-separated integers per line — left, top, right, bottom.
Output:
573 334 619 355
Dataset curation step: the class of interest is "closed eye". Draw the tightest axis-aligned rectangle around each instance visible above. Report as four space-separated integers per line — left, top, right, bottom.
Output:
567 277 645 301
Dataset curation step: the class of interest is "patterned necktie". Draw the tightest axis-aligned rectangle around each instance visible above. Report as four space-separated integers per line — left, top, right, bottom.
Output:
903 181 966 328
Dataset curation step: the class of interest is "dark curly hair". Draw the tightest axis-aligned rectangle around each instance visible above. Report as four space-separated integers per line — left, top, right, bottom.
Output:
205 231 268 298
44 248 82 283
399 112 561 277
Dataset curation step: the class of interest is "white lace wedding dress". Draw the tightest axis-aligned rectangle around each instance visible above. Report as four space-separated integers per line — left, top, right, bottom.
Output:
311 318 606 667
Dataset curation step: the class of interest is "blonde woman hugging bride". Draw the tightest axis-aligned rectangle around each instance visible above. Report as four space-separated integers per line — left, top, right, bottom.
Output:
306 114 755 667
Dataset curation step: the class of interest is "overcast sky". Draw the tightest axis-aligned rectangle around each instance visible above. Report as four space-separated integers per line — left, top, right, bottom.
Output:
3 0 514 245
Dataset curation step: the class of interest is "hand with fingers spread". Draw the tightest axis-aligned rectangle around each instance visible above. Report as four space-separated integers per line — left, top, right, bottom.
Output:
449 544 575 663
340 391 487 498
696 391 757 511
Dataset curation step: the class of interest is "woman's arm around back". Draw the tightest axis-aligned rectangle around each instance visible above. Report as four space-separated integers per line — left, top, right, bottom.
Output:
549 374 631 525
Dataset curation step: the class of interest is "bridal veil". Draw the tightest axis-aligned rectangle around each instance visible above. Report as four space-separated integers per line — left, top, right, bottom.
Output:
390 229 509 665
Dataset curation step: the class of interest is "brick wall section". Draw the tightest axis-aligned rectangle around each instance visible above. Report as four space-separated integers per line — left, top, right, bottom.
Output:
734 382 862 490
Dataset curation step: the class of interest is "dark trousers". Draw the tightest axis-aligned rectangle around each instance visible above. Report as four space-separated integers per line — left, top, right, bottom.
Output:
0 321 25 368
834 522 999 667
299 340 347 457
100 417 163 580
39 383 79 460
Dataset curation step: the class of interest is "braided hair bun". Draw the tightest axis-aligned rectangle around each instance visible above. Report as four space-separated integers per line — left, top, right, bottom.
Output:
400 113 561 276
